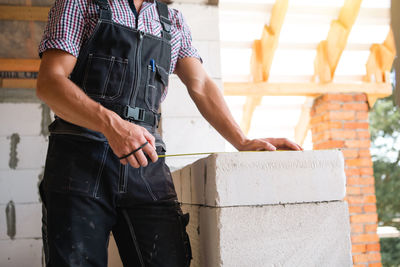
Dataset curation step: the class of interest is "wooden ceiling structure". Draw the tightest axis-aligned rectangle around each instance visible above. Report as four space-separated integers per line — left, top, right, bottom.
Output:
221 0 394 145
0 0 395 146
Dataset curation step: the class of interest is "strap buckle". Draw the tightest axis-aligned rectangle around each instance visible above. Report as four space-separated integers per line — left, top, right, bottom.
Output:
123 106 146 122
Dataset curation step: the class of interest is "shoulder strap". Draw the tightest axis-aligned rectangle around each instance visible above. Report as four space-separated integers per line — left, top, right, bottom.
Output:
94 0 112 20
155 1 172 42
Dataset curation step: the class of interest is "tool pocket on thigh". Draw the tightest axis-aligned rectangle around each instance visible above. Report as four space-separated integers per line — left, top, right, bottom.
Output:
145 64 169 113
82 54 128 100
177 211 192 266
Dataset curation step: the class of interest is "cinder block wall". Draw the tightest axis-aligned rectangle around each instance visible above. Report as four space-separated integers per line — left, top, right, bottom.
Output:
0 97 48 266
310 93 381 267
172 150 353 267
161 1 225 170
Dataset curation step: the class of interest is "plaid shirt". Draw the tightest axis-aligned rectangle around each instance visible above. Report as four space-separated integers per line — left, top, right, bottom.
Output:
39 0 202 98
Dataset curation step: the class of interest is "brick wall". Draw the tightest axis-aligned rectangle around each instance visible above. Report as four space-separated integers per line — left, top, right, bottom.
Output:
310 93 382 267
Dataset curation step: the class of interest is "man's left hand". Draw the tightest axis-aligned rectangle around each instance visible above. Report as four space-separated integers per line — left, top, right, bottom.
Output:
236 138 303 151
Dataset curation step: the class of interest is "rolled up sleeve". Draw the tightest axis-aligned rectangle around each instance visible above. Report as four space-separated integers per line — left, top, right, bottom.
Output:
38 0 86 58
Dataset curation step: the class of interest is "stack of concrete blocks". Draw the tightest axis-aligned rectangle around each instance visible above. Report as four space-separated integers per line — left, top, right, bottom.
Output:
171 150 353 267
161 0 226 170
0 100 48 266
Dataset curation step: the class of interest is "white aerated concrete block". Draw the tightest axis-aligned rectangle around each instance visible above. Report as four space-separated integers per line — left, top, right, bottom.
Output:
193 41 222 79
173 150 346 207
17 136 48 170
171 4 220 41
0 203 42 240
0 169 41 204
183 201 352 267
181 166 192 204
171 169 182 202
0 103 42 136
0 137 10 169
0 239 43 267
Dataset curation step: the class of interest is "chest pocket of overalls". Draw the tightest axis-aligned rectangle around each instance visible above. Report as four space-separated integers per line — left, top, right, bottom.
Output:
145 64 169 113
82 54 128 100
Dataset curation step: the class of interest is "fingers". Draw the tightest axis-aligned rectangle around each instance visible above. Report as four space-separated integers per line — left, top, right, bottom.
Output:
261 141 277 151
143 130 156 150
282 139 303 151
142 142 158 163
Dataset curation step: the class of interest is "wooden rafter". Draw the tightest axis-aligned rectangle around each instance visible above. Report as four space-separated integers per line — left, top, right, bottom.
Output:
314 0 362 83
241 0 289 134
294 97 314 146
224 82 392 97
364 28 396 107
0 5 49 21
0 59 40 72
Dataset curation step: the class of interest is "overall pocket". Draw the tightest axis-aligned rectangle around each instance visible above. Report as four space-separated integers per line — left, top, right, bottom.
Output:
82 54 128 100
145 64 169 113
43 135 108 197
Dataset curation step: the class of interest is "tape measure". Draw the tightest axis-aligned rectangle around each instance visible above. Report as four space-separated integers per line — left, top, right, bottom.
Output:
157 151 277 158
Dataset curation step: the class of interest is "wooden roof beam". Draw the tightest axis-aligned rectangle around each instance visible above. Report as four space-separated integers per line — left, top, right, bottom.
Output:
0 5 49 22
365 28 396 107
241 0 289 134
314 0 363 83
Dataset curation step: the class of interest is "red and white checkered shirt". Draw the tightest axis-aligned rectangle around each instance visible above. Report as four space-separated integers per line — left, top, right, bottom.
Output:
39 0 202 98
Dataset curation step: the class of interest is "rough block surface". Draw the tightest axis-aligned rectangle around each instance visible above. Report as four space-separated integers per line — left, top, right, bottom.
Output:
183 201 352 267
173 150 346 207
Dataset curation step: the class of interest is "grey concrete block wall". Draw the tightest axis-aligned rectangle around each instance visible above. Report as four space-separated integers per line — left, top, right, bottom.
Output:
0 102 47 267
174 150 353 267
161 3 226 170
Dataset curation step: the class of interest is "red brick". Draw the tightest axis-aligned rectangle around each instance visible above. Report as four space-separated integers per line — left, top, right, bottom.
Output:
357 131 371 139
368 252 381 262
351 223 364 233
360 168 374 176
352 244 367 253
347 177 374 185
354 94 368 102
347 186 362 195
365 224 378 233
315 102 342 113
350 214 378 223
341 149 359 158
356 111 369 120
353 265 367 267
365 195 377 203
344 122 369 130
322 94 354 102
353 253 369 263
346 168 361 177
312 121 343 133
343 103 369 111
344 139 371 148
364 205 377 213
330 130 357 139
324 111 355 121
361 186 375 194
349 205 363 214
310 114 324 124
346 158 373 167
359 149 371 158
315 140 345 149
369 263 382 267
367 243 381 252
351 233 380 243
347 195 364 204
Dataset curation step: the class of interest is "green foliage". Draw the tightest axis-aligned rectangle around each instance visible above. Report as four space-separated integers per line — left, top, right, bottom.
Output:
380 237 400 267
370 94 400 230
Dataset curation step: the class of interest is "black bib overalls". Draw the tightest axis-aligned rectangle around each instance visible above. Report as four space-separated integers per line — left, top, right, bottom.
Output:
39 1 192 266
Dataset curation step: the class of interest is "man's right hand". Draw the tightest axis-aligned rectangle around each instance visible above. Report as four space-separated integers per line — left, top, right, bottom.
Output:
102 115 158 168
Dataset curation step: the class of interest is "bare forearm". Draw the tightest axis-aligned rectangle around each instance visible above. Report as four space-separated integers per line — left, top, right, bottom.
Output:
187 77 247 150
36 73 118 135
